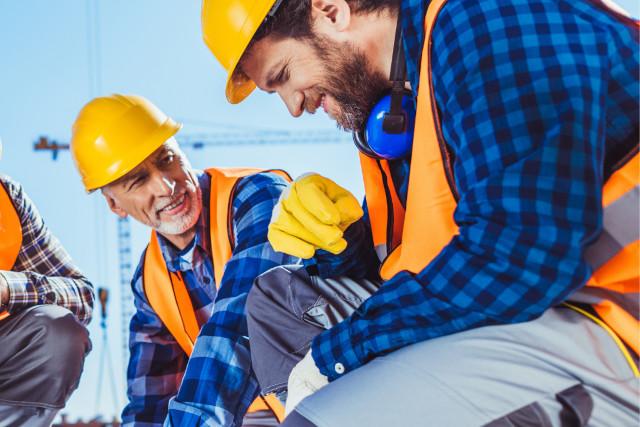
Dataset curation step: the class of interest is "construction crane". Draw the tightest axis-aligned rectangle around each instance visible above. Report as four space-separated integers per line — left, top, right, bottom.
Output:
34 128 352 374
34 136 69 161
34 130 351 160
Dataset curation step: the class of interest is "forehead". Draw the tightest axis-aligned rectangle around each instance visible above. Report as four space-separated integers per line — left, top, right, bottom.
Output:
241 36 314 87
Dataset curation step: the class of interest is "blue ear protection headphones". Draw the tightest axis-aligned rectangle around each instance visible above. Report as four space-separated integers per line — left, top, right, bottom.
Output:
352 16 415 160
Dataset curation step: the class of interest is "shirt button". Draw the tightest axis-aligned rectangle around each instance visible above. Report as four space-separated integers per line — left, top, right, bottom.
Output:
334 363 345 375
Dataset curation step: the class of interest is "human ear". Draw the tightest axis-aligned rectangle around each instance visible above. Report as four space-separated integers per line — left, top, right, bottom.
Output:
103 191 128 219
311 0 351 33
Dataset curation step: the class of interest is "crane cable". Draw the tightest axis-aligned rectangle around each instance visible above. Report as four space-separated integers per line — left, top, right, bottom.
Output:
95 288 121 417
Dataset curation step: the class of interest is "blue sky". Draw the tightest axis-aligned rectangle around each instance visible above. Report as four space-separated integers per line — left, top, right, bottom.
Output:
1 0 637 422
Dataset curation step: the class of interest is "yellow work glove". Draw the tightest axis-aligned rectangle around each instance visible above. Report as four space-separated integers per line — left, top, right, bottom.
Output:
269 173 363 259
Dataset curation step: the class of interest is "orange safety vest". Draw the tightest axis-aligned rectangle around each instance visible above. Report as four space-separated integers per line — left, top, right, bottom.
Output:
0 180 22 321
142 167 290 422
360 0 639 362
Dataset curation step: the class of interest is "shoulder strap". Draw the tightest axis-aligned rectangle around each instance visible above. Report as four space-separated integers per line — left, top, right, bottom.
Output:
378 0 458 280
143 231 200 355
206 167 291 286
0 180 23 270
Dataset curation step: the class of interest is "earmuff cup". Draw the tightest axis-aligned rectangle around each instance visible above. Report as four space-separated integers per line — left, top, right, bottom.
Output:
353 90 416 160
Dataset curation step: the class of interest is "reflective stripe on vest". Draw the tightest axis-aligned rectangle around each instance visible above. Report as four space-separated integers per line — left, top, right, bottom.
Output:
142 167 290 421
361 0 639 356
582 153 639 355
0 181 22 321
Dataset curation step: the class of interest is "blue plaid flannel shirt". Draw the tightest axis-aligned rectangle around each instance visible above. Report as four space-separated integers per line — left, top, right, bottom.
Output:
122 171 296 426
309 0 639 380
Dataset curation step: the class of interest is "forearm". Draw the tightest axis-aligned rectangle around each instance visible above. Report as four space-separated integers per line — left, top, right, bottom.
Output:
0 269 94 324
0 275 7 309
166 172 297 425
1 177 95 323
312 223 593 381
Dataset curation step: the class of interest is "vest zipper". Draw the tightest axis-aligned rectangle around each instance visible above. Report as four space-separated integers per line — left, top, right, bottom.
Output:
376 159 397 255
226 181 240 251
428 40 459 202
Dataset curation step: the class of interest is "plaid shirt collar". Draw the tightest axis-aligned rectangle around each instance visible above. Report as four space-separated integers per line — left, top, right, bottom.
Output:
400 0 429 97
156 170 212 273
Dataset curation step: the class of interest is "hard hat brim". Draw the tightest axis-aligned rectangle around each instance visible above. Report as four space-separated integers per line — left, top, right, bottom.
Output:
84 119 183 192
226 72 257 104
220 0 278 104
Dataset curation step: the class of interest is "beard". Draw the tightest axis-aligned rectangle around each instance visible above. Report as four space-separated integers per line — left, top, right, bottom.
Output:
310 35 390 131
154 184 202 236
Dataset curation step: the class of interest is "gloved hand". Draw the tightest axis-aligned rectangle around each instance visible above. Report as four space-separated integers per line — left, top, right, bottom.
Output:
269 173 363 259
285 349 329 416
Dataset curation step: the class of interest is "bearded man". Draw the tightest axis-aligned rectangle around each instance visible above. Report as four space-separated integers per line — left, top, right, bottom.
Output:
202 0 639 426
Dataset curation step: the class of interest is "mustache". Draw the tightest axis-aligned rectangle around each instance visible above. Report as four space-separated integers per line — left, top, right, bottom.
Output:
304 93 322 114
155 190 187 214
309 36 390 131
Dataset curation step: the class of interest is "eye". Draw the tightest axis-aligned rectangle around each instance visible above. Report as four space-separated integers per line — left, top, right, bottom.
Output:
266 60 291 91
277 64 290 85
162 152 175 165
127 175 147 191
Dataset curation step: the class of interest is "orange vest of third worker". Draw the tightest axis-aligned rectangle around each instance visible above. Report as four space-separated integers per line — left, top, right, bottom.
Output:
142 167 290 422
0 180 22 321
360 0 639 362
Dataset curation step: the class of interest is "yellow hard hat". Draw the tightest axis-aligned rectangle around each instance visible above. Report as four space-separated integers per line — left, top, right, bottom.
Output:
201 0 278 104
71 94 182 192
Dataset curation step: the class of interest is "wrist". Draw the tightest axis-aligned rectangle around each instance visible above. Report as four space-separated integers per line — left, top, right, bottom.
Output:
0 274 8 310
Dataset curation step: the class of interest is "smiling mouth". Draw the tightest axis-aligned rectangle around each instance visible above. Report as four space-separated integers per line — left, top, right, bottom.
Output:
158 193 187 216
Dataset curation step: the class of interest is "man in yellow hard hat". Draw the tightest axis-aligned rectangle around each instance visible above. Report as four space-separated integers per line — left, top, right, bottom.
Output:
202 0 639 425
0 138 94 426
70 94 298 426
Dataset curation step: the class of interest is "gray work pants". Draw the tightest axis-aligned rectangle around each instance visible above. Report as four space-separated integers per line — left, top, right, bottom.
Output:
246 265 639 427
247 265 381 396
0 305 91 427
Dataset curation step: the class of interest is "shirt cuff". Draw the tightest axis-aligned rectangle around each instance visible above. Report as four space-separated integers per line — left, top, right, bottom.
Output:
0 270 38 312
310 320 363 381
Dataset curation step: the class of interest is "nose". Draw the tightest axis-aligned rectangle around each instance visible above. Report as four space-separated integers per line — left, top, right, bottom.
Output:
151 173 176 197
279 89 304 117
162 177 176 195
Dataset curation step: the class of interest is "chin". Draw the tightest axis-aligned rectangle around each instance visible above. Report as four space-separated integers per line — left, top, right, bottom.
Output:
157 192 202 236
156 219 196 236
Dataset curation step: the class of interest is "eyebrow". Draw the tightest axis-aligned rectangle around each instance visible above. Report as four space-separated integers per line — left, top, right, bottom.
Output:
265 59 290 91
120 168 147 190
154 147 172 161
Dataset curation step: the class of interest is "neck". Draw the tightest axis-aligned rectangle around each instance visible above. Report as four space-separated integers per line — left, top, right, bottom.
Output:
161 227 197 251
355 8 399 82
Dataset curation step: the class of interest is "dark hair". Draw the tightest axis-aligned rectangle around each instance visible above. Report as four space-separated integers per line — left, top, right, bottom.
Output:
253 0 400 42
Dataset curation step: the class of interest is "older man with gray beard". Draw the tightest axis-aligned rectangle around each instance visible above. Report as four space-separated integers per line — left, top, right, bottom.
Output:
71 94 297 426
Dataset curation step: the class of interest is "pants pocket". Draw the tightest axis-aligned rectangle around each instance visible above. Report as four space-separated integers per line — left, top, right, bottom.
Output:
484 384 592 427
